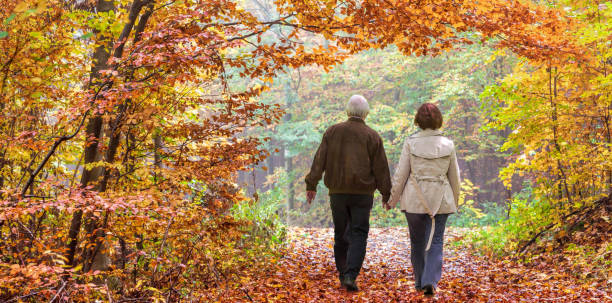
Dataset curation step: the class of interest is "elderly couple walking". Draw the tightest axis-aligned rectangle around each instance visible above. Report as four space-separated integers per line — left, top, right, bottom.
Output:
305 95 460 296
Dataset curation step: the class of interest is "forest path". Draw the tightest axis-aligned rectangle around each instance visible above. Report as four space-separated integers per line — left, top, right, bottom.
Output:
221 228 609 302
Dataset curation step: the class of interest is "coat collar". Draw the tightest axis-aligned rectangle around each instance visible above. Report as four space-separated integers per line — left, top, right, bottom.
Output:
348 116 365 124
413 128 442 137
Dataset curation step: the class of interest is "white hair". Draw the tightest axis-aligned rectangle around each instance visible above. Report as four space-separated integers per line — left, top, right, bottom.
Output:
346 95 370 119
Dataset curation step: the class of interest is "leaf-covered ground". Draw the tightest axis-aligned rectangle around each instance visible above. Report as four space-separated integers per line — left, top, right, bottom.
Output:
205 228 611 302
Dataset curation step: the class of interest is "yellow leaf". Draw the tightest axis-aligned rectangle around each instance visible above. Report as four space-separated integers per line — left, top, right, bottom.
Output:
14 2 30 13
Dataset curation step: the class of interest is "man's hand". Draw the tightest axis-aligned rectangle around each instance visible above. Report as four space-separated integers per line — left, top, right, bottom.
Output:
306 191 316 204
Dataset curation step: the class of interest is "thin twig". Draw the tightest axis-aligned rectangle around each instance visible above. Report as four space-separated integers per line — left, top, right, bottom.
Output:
105 279 114 303
5 290 44 303
48 280 66 303
152 215 174 281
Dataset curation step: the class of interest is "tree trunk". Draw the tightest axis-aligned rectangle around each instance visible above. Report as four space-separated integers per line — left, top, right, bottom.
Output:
66 0 115 266
67 0 154 271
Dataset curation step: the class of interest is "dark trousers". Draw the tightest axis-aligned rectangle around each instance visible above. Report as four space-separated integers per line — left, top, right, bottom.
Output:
404 212 449 289
329 194 373 280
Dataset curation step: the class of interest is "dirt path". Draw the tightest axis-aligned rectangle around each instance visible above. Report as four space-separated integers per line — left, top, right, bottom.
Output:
216 228 610 302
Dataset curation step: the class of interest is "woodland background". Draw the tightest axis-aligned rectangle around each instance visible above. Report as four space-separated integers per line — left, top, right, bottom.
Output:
0 0 610 301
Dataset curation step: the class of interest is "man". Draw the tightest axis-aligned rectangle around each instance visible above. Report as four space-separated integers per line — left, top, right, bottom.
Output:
305 95 391 292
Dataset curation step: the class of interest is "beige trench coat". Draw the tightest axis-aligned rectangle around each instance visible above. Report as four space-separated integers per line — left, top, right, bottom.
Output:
388 129 460 215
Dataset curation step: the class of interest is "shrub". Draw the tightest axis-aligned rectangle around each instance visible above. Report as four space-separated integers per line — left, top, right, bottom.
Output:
465 183 553 256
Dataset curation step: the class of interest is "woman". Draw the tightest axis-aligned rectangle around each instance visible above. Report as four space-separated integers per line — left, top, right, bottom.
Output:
386 103 461 296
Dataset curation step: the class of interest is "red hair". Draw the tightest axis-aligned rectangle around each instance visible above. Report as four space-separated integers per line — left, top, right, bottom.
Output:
415 103 443 130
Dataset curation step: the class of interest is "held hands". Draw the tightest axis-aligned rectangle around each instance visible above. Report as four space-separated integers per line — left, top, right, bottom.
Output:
306 191 316 204
307 191 392 208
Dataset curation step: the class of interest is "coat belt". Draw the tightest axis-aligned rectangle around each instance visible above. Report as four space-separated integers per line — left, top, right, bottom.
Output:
413 174 448 184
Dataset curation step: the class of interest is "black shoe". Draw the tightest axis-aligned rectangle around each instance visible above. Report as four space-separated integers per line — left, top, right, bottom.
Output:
423 284 435 296
342 276 359 292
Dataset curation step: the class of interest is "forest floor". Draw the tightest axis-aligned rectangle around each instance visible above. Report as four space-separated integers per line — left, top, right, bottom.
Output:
208 227 611 302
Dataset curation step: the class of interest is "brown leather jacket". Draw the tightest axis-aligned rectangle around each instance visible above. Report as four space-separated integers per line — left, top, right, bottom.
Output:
305 117 392 202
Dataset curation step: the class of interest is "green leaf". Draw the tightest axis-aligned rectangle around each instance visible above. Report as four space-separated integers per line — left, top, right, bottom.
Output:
0 31 7 39
80 32 93 39
28 31 43 40
4 13 16 25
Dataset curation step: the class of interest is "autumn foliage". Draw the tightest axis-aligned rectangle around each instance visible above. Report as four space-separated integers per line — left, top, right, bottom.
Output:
0 0 603 301
479 0 611 256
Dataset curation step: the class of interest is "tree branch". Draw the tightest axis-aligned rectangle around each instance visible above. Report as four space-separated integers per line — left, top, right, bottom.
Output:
20 83 110 197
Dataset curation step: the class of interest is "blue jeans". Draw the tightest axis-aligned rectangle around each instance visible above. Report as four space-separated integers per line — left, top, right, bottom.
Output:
404 212 449 289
